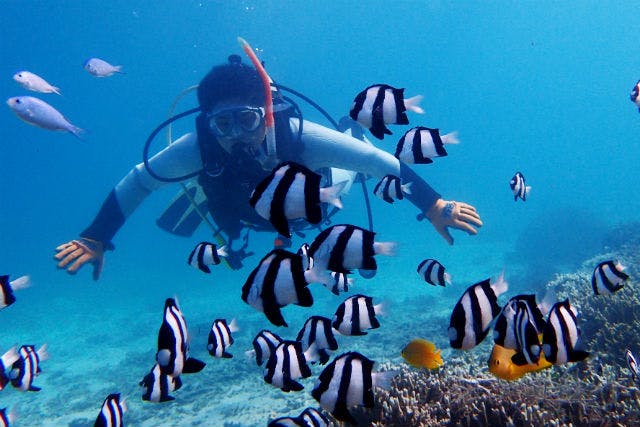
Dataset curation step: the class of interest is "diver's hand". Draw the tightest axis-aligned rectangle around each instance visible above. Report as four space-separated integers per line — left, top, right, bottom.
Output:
425 199 482 245
54 238 105 280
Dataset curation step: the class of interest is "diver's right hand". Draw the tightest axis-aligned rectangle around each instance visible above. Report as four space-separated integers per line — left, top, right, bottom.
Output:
54 238 105 281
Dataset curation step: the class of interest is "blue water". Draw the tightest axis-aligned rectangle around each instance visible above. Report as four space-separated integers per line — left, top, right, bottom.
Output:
1 2 638 425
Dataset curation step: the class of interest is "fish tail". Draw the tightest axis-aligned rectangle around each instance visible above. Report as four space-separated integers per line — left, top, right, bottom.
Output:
37 343 49 362
404 95 424 114
68 125 85 141
52 86 62 96
9 275 31 291
401 181 412 195
304 265 331 286
442 131 460 144
373 241 397 256
228 318 240 333
216 245 228 258
372 370 399 390
319 180 347 209
524 186 532 198
444 272 452 285
492 270 509 296
114 65 125 74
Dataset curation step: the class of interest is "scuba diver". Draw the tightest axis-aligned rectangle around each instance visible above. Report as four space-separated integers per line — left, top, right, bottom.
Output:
54 51 482 280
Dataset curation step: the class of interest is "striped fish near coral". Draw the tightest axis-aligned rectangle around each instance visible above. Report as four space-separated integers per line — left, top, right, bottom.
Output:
94 393 127 427
449 273 508 350
510 171 531 202
296 316 339 365
312 351 396 424
0 347 19 391
541 299 589 365
333 294 383 336
592 260 629 295
0 408 15 427
263 340 313 392
493 293 550 350
268 407 329 427
626 349 640 382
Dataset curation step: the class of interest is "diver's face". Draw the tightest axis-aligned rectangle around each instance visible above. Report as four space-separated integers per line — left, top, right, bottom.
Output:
208 99 266 153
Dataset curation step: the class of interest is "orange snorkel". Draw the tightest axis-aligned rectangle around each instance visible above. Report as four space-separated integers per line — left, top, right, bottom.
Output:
237 37 277 168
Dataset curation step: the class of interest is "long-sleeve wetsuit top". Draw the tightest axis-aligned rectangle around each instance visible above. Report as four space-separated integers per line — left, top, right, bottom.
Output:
80 119 441 249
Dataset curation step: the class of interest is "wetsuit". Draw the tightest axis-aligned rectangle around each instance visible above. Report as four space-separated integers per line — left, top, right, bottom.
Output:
79 119 441 253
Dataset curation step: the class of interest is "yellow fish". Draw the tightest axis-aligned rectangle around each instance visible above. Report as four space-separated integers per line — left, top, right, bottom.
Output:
488 343 552 381
401 338 444 369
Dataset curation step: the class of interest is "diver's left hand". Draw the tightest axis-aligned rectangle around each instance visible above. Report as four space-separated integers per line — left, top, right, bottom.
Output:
425 199 482 245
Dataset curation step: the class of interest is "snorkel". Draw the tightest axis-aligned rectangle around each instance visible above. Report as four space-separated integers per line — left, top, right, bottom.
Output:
237 37 278 169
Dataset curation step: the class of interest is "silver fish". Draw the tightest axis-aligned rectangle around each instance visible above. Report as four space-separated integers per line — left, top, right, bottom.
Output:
13 71 61 95
6 96 83 139
84 58 123 77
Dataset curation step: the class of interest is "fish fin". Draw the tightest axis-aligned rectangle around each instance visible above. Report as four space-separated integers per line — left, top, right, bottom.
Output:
9 275 31 291
369 124 391 140
182 357 206 374
217 245 228 258
28 385 42 392
114 66 125 74
304 266 331 286
36 343 49 362
372 370 399 390
373 241 397 256
68 125 85 141
401 181 412 195
319 180 347 209
264 304 288 327
569 350 590 362
228 318 240 333
173 375 183 391
404 95 424 114
442 131 460 144
221 352 233 359
52 86 62 95
282 378 304 392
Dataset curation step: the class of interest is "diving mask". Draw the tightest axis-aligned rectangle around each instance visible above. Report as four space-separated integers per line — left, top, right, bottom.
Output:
207 106 265 137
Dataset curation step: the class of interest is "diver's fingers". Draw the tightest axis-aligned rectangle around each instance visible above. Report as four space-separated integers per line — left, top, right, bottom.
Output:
67 253 94 274
54 242 80 260
435 225 454 245
56 247 85 268
458 211 483 228
454 219 478 236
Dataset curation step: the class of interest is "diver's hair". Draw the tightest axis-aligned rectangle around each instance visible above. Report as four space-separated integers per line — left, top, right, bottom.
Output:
198 54 265 112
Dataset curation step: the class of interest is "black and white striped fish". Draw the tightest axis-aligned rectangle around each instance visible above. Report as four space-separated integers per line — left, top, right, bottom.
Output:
541 299 589 365
264 340 313 392
207 318 238 358
311 352 396 425
417 258 451 287
349 84 423 140
308 224 396 274
333 294 383 336
296 316 339 365
0 275 30 309
241 249 325 327
250 162 345 238
626 349 639 382
94 393 127 427
156 298 206 377
9 344 48 392
297 243 313 271
373 175 412 204
268 408 329 427
0 347 19 391
630 79 640 112
493 294 550 350
248 330 283 367
449 273 508 350
510 171 531 202
394 127 459 164
592 260 629 295
0 408 15 427
139 363 183 402
325 272 353 295
187 242 227 273
511 301 543 366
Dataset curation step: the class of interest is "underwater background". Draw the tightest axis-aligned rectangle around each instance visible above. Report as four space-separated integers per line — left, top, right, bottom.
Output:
1 1 640 426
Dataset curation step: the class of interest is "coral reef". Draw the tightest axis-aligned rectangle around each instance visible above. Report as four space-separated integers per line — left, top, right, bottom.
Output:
347 228 640 426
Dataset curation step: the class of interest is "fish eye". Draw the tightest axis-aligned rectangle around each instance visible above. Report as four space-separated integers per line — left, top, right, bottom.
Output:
15 99 20 104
